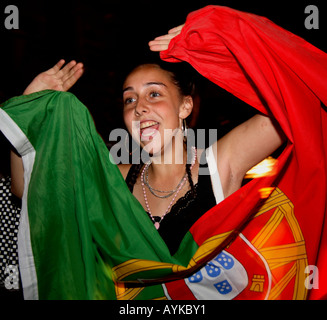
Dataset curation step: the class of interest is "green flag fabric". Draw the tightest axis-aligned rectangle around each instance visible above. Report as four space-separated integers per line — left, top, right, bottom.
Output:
0 90 200 299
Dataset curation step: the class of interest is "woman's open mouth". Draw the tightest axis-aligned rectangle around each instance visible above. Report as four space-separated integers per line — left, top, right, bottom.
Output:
140 121 159 140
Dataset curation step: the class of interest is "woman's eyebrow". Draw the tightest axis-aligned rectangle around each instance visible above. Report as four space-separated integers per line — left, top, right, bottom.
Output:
122 86 133 93
123 82 167 93
145 82 167 88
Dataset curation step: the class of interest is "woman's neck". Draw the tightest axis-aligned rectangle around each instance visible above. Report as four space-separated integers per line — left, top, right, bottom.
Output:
149 139 189 178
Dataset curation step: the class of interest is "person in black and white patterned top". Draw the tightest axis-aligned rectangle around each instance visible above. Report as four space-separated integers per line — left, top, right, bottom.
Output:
0 134 23 299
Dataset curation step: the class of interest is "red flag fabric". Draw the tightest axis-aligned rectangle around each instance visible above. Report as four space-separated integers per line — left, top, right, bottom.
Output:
161 5 327 300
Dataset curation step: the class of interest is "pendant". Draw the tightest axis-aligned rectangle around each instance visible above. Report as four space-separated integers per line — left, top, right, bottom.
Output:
154 222 160 230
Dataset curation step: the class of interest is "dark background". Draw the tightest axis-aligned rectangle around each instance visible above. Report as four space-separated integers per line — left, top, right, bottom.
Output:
0 0 326 142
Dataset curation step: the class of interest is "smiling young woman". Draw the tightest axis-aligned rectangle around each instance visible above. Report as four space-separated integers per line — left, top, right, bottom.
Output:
119 62 201 243
122 63 193 155
117 60 284 254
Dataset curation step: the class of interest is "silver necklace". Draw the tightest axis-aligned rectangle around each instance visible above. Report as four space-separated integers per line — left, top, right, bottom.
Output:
144 166 187 198
140 147 197 229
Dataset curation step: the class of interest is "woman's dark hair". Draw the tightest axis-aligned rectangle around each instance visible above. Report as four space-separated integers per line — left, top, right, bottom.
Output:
123 58 198 99
155 61 197 98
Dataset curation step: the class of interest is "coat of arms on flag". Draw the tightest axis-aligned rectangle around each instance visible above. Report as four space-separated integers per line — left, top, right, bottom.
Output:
113 188 308 300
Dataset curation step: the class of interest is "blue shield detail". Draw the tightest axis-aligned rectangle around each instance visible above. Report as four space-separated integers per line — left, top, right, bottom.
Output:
214 252 234 270
205 262 221 278
188 270 203 283
214 280 233 295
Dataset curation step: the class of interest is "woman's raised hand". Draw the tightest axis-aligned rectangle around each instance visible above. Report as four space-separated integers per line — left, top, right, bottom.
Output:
23 59 84 95
148 25 184 52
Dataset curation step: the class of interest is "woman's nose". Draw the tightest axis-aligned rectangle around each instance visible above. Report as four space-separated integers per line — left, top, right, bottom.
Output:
134 99 149 116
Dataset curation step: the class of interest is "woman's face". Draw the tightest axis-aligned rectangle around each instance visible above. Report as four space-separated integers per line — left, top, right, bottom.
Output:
123 64 189 156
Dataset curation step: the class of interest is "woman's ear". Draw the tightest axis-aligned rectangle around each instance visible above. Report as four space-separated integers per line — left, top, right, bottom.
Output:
179 96 193 119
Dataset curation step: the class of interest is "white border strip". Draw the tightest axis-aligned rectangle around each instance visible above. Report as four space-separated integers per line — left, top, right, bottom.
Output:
0 109 38 300
206 144 225 204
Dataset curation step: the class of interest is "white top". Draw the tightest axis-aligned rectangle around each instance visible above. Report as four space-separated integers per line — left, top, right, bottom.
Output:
205 144 225 205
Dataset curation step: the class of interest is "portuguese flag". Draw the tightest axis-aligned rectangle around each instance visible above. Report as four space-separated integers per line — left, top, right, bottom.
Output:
0 6 326 300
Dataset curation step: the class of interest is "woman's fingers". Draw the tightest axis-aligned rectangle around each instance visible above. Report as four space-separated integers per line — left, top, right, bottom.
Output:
149 33 177 51
57 60 77 77
62 62 84 82
49 59 66 74
62 63 84 90
52 60 84 90
148 39 170 52
149 24 184 52
168 24 184 34
153 33 178 41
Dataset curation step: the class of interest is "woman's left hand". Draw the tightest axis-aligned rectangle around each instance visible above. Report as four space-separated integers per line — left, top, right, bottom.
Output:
23 59 84 95
148 24 184 52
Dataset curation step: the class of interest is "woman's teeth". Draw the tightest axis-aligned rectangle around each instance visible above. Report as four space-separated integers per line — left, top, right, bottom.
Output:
140 121 159 129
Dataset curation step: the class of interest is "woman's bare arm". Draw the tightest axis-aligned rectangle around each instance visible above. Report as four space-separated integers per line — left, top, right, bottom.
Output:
214 114 285 197
10 151 24 198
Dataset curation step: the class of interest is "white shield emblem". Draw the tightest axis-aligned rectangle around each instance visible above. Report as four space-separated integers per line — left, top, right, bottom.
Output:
185 250 248 300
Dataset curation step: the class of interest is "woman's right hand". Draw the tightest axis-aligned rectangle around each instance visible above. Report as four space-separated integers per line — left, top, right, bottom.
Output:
23 59 84 95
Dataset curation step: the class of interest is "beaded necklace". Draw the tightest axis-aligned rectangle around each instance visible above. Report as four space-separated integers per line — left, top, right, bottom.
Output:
140 147 197 229
144 165 187 198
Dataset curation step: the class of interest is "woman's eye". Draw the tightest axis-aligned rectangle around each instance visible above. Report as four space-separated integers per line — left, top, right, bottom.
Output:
124 97 136 105
150 91 160 98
